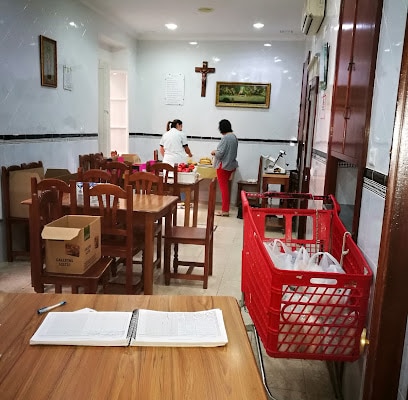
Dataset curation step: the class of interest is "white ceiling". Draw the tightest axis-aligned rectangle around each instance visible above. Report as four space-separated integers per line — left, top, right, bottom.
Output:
80 0 306 42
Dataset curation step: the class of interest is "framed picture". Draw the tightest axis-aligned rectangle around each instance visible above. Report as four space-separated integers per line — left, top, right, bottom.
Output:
40 35 57 87
215 82 271 108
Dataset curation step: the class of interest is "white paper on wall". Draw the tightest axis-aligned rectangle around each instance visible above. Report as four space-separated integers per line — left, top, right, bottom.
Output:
165 73 184 105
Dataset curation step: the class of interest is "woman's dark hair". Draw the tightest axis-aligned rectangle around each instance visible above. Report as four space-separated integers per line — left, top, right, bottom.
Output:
166 119 183 131
218 119 232 134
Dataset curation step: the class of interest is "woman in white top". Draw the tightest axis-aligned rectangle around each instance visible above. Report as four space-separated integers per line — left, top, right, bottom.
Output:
159 119 192 165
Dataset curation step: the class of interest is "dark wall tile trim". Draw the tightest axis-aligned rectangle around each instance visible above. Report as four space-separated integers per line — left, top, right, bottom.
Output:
312 148 328 159
0 133 98 141
311 149 388 186
365 168 388 186
129 132 297 144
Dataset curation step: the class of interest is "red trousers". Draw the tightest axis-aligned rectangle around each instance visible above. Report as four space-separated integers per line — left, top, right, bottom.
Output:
216 167 234 212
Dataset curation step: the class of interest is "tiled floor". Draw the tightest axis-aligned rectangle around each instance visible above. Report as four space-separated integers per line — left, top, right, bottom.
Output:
0 204 336 400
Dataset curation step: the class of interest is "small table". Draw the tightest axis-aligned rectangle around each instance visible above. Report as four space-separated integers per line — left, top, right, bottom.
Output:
23 193 179 295
0 293 268 400
261 173 290 207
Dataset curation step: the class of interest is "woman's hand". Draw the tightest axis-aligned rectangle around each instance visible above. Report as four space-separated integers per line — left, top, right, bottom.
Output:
211 150 216 156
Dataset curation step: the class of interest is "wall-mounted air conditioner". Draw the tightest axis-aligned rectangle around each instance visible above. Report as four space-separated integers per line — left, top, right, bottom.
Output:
301 0 326 35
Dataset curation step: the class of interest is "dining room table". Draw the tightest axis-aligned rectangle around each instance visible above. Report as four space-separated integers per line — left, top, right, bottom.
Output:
22 191 179 295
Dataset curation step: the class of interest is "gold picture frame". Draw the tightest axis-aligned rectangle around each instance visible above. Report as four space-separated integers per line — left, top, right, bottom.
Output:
40 35 57 88
215 82 271 108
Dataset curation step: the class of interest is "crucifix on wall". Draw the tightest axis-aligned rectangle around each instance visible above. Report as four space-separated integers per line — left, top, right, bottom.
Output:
195 61 215 97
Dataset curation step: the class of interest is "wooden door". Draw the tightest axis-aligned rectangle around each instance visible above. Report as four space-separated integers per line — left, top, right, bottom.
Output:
301 77 319 194
362 17 408 400
331 0 357 159
346 0 381 164
296 53 311 192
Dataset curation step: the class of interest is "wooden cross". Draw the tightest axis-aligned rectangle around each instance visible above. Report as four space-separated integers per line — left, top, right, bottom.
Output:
195 61 215 97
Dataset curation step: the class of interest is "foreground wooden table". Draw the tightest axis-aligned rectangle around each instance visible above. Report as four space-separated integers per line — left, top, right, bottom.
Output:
0 293 267 400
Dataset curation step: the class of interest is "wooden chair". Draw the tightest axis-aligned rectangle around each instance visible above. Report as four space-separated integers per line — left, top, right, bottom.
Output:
82 182 143 294
124 171 163 270
1 160 43 261
92 152 104 169
30 187 112 294
79 154 92 172
100 161 132 188
163 178 217 289
147 162 179 197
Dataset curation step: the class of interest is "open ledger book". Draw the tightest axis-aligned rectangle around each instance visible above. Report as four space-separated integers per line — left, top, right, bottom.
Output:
30 309 228 347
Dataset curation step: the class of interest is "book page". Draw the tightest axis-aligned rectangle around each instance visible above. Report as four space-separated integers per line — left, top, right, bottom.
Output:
30 312 132 346
132 309 228 347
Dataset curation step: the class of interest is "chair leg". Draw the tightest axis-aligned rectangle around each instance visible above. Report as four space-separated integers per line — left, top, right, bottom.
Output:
55 284 62 293
173 243 179 273
164 240 171 285
71 286 79 294
203 245 209 289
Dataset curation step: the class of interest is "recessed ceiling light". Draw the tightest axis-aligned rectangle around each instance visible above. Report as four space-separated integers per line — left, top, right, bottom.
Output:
253 22 264 29
198 7 214 13
165 23 178 30
189 41 198 45
264 43 272 47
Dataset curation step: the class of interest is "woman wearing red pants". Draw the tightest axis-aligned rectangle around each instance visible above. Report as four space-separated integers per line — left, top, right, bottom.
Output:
211 119 238 217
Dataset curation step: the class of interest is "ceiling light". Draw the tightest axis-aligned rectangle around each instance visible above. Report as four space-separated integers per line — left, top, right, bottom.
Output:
165 23 178 30
253 22 264 29
189 41 198 45
198 7 214 13
264 43 271 47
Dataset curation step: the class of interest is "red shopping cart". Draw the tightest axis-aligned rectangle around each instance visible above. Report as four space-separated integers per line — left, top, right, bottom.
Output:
241 191 372 363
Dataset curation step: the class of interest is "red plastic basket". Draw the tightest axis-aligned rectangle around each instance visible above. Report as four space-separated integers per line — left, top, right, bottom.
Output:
241 192 372 361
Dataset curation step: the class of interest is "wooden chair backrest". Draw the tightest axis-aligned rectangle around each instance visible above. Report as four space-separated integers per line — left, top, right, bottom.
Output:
31 177 73 205
82 183 134 255
79 154 92 172
30 187 64 287
147 162 179 196
92 153 104 169
124 171 163 195
77 168 113 184
101 161 131 187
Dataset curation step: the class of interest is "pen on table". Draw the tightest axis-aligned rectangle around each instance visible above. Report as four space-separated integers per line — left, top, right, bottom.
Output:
37 301 67 315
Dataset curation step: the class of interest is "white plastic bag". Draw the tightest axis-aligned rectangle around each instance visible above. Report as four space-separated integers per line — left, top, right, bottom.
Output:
307 252 345 274
263 239 294 270
292 246 310 271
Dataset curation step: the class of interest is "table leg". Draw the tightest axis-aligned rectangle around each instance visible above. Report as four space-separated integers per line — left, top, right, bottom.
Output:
143 215 154 295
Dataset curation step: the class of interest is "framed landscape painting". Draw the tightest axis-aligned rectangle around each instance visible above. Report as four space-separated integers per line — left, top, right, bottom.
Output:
215 82 271 108
40 35 57 87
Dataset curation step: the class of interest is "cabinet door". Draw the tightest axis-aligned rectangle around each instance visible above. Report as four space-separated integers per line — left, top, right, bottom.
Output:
331 0 358 158
345 0 381 164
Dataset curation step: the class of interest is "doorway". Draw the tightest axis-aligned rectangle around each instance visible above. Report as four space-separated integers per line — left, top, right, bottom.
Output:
98 63 128 156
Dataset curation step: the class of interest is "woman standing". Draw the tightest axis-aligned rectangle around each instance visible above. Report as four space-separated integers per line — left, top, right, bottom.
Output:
211 119 238 217
160 119 193 165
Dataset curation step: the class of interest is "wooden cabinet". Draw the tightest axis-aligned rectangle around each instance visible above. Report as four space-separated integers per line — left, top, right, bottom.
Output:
330 0 382 166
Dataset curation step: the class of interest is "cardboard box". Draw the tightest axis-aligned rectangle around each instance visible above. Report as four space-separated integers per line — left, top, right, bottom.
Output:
41 215 101 274
9 167 44 218
45 168 77 183
178 169 199 184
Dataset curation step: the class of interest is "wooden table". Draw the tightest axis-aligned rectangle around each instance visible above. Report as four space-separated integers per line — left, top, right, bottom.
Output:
0 293 267 400
23 193 179 295
261 173 290 207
